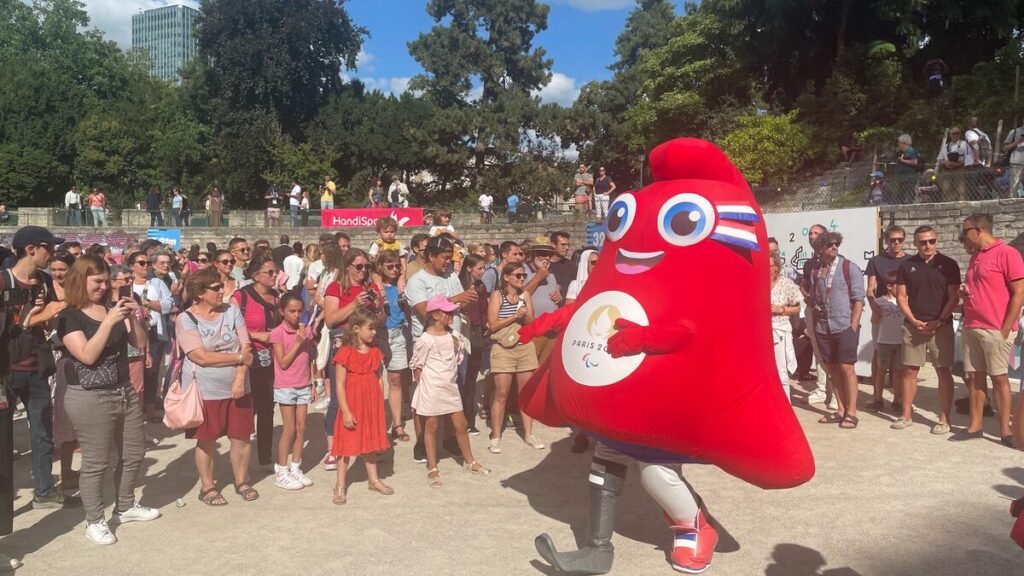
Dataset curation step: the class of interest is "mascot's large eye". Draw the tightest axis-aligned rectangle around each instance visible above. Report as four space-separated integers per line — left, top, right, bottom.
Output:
605 194 637 242
657 193 715 247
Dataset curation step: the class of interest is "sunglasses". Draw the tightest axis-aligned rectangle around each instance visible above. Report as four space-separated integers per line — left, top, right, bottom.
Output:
218 258 235 265
509 273 528 279
259 269 278 276
206 284 224 292
350 263 367 271
917 239 937 246
235 247 250 253
886 237 905 243
382 264 399 271
197 258 209 263
134 260 149 267
826 242 840 248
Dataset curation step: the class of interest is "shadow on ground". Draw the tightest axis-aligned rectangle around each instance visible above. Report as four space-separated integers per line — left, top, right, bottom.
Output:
765 544 862 576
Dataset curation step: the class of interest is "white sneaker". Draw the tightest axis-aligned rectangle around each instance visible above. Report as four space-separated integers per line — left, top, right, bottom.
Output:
488 438 502 454
85 520 117 546
525 435 546 450
0 553 22 571
806 389 827 404
312 397 330 412
111 504 161 524
274 466 304 491
289 463 314 487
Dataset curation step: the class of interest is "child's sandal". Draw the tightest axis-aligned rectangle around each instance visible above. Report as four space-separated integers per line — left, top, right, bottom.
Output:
332 485 347 505
368 480 395 496
427 468 443 489
463 461 491 476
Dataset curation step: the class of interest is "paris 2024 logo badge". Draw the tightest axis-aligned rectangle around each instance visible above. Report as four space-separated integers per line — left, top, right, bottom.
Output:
562 290 649 387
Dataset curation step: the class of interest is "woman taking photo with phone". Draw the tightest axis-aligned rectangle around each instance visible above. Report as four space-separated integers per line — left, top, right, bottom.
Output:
57 255 157 546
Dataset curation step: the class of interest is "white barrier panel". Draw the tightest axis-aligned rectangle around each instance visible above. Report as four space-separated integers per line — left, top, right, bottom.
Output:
764 207 881 376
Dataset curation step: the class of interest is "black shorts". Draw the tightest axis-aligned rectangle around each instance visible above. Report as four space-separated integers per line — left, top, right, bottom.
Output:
815 328 859 365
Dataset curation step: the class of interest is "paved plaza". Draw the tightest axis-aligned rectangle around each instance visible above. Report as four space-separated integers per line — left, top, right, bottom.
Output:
4 373 1023 575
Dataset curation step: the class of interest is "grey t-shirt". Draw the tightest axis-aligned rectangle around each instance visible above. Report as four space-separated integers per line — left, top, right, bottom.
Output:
525 263 561 316
575 172 594 196
176 306 251 401
406 269 464 337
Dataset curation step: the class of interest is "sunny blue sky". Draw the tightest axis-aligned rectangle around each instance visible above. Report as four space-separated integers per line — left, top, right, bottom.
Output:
81 0 684 106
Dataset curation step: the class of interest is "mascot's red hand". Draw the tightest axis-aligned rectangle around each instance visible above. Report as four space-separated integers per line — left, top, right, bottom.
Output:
607 318 693 358
519 305 577 343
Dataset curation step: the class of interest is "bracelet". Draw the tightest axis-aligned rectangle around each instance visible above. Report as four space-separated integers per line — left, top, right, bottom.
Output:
237 353 244 365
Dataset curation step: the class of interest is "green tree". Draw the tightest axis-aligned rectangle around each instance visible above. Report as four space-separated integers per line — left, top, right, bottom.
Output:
719 112 813 187
408 0 553 198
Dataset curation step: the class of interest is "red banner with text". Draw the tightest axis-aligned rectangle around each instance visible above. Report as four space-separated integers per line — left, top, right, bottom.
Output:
321 208 424 228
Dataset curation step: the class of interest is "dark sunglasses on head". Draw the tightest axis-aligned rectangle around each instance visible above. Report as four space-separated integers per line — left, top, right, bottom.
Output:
134 260 149 267
426 237 454 252
350 263 367 271
917 239 937 246
218 258 235 265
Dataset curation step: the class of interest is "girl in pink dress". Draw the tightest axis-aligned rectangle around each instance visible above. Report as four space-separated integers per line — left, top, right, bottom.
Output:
410 296 490 488
331 308 393 505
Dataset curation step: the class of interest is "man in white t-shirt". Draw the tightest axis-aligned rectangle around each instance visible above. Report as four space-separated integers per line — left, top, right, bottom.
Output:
1004 122 1024 194
478 192 494 224
965 116 990 168
405 236 476 338
289 180 302 228
388 177 409 208
64 186 82 225
938 127 969 200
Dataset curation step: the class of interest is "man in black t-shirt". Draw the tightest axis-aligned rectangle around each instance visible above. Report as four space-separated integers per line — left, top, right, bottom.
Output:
272 234 292 270
1 227 73 520
894 225 960 433
547 231 574 300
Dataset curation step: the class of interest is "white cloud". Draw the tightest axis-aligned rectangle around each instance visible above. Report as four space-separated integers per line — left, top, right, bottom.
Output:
533 72 580 106
355 48 374 72
81 0 201 48
359 76 411 95
547 0 635 12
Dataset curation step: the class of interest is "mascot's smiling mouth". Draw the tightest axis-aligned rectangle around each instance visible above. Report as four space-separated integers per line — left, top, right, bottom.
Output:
615 248 665 275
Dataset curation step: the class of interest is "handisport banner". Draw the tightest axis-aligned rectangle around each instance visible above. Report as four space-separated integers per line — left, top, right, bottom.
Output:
321 208 424 228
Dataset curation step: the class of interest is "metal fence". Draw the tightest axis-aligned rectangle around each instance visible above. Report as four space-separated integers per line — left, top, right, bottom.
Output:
758 164 1024 213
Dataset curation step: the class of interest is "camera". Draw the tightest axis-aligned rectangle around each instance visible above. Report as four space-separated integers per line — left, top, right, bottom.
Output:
365 290 377 304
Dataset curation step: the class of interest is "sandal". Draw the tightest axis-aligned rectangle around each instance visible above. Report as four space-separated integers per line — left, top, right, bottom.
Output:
839 415 859 430
333 485 347 505
817 412 843 424
368 480 395 496
464 461 491 476
198 485 228 506
233 482 260 502
427 468 443 489
390 426 411 442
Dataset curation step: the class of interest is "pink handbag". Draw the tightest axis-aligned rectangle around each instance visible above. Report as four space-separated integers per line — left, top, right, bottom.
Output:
163 374 204 430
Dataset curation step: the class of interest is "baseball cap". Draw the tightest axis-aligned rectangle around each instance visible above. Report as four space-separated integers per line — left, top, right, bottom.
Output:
12 226 64 250
425 295 459 314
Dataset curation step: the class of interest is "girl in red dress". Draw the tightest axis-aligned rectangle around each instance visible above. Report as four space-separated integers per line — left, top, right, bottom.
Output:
331 308 393 505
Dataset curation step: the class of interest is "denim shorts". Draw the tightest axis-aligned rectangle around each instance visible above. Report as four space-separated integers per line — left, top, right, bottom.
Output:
274 385 312 405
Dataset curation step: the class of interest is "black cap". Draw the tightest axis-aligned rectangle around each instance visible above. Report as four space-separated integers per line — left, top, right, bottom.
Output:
12 226 64 250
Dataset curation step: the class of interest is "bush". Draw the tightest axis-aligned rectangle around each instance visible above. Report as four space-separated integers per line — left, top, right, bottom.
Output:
719 111 813 186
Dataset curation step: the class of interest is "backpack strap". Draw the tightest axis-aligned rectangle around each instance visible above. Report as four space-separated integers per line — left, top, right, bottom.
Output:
842 258 852 301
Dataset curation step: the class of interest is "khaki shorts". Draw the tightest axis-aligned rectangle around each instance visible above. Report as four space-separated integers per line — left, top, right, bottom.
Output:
901 321 954 368
490 341 539 374
963 327 1017 376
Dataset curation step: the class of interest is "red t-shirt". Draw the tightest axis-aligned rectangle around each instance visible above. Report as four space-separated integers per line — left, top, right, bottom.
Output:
324 282 383 329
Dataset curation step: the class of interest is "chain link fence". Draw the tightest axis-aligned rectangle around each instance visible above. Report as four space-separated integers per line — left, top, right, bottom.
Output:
759 163 1024 213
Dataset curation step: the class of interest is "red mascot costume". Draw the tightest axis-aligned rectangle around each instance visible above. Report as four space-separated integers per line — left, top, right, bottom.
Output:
518 138 815 574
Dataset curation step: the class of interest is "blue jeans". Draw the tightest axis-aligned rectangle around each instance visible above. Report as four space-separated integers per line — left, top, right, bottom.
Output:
290 205 299 227
7 370 55 497
90 207 106 227
322 201 334 210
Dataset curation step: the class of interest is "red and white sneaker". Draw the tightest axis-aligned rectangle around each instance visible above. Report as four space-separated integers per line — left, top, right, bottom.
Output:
667 510 718 574
323 455 338 471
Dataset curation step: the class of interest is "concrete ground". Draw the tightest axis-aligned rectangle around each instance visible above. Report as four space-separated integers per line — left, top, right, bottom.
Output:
3 372 1023 576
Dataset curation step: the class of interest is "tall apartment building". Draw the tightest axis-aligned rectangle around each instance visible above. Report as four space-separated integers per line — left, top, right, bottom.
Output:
131 4 200 83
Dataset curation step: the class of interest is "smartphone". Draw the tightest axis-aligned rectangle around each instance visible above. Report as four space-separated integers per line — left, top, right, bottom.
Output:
119 285 132 300
29 284 43 303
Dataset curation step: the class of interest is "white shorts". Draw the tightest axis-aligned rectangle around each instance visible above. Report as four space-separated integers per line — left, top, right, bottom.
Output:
384 327 409 372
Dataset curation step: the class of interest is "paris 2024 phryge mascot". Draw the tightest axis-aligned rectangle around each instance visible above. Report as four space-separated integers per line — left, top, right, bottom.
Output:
518 138 816 574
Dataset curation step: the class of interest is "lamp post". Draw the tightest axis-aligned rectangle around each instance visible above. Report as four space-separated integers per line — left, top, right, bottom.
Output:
637 153 646 188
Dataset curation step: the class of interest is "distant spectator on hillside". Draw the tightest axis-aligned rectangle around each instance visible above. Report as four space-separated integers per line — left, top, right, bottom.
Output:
507 193 520 222
1003 121 1024 195
368 178 384 208
573 164 593 221
593 166 615 220
966 117 992 168
388 176 409 208
917 169 939 203
925 58 948 99
841 132 864 163
938 127 968 200
894 134 920 204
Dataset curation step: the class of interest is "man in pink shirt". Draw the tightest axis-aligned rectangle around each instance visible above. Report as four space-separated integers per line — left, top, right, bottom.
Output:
959 213 1024 446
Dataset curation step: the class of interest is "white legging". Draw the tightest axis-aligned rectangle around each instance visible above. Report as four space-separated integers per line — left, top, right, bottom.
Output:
772 327 795 403
594 443 700 527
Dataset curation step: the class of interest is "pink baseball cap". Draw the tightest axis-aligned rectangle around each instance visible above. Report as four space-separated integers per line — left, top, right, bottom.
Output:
426 295 459 314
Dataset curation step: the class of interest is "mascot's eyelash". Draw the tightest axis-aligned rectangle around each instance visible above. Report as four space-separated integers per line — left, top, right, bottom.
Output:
711 205 760 251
